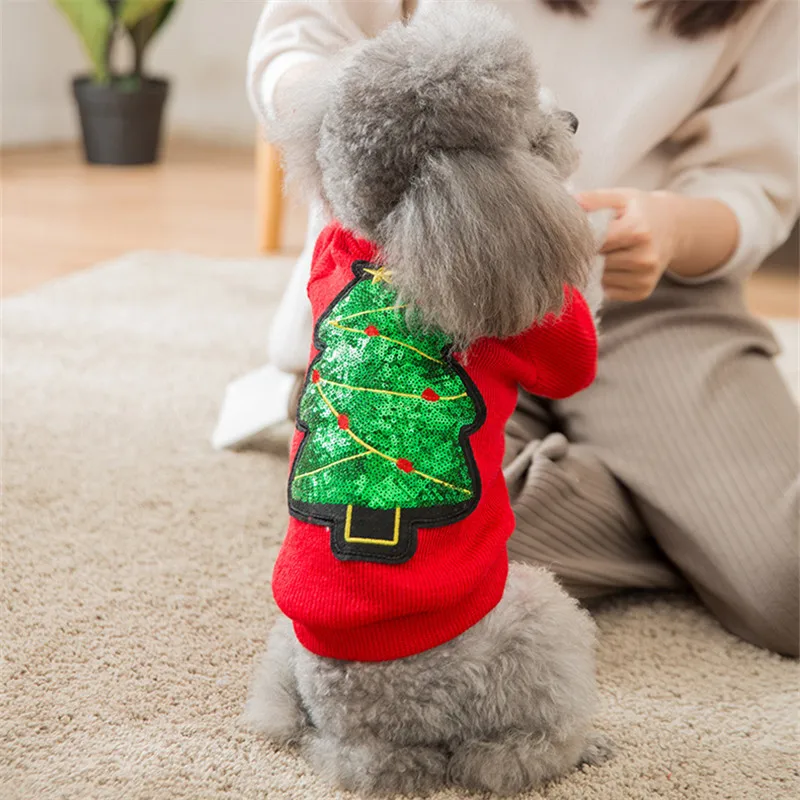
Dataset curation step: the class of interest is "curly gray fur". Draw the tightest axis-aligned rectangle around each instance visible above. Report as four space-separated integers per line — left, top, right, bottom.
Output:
380 148 593 346
248 6 611 794
267 2 596 345
265 51 351 200
245 564 612 797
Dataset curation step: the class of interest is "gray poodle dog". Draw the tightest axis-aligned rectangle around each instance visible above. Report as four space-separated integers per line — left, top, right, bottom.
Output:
245 3 611 796
246 565 609 796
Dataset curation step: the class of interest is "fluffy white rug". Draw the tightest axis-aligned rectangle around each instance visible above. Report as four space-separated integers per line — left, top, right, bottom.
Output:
3 252 798 800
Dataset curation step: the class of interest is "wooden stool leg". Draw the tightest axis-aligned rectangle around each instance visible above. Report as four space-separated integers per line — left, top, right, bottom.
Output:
257 138 284 253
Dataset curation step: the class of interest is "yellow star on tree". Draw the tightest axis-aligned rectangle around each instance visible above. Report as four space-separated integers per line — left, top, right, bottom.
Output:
363 266 393 284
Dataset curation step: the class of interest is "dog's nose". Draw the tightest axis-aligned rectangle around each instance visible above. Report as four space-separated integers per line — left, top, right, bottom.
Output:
564 111 579 134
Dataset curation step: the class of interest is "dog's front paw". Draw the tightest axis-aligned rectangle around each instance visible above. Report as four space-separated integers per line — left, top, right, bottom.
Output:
579 731 615 767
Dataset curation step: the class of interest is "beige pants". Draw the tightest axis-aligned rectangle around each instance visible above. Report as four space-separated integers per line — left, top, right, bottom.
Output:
505 276 799 657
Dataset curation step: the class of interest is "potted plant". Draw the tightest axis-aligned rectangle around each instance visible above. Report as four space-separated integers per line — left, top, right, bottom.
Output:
54 0 179 165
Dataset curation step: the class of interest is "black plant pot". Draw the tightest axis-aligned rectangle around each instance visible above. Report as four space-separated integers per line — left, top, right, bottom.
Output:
72 76 169 166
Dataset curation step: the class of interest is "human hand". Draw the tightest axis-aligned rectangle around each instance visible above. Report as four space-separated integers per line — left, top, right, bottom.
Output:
576 188 680 302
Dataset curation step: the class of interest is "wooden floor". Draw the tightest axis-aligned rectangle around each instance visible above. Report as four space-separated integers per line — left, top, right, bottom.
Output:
1 141 305 297
2 141 798 317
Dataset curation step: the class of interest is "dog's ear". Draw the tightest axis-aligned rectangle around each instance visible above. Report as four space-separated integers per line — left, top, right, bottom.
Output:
378 149 596 346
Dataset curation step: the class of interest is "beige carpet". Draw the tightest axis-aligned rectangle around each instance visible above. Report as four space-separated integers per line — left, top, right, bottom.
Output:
3 253 798 800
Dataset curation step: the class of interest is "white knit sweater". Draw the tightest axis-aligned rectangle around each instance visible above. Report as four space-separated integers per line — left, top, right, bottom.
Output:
248 0 798 281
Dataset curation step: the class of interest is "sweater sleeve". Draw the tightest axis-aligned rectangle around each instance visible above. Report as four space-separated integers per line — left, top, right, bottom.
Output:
663 0 798 283
498 287 598 400
247 0 404 127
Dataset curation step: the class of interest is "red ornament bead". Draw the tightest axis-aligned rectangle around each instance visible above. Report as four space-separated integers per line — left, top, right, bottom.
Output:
311 370 320 384
421 388 439 402
365 325 380 337
396 458 414 473
337 414 349 430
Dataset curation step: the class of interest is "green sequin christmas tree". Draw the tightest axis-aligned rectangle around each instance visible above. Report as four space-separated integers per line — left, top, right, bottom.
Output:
289 261 485 564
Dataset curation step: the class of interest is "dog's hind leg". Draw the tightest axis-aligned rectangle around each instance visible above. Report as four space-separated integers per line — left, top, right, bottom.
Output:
304 733 449 797
578 730 615 767
448 729 590 796
243 616 310 743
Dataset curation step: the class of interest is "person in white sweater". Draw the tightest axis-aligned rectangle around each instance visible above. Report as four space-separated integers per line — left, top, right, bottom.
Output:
247 0 799 656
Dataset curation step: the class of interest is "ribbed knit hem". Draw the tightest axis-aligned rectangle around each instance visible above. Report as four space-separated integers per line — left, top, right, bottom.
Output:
293 555 509 662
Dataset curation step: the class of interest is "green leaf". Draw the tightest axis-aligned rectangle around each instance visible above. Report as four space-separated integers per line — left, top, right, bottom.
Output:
123 0 177 76
53 0 113 82
150 0 177 36
119 0 172 28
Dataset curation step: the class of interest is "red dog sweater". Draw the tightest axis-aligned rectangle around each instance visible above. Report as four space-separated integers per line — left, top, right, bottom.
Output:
271 222 598 662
